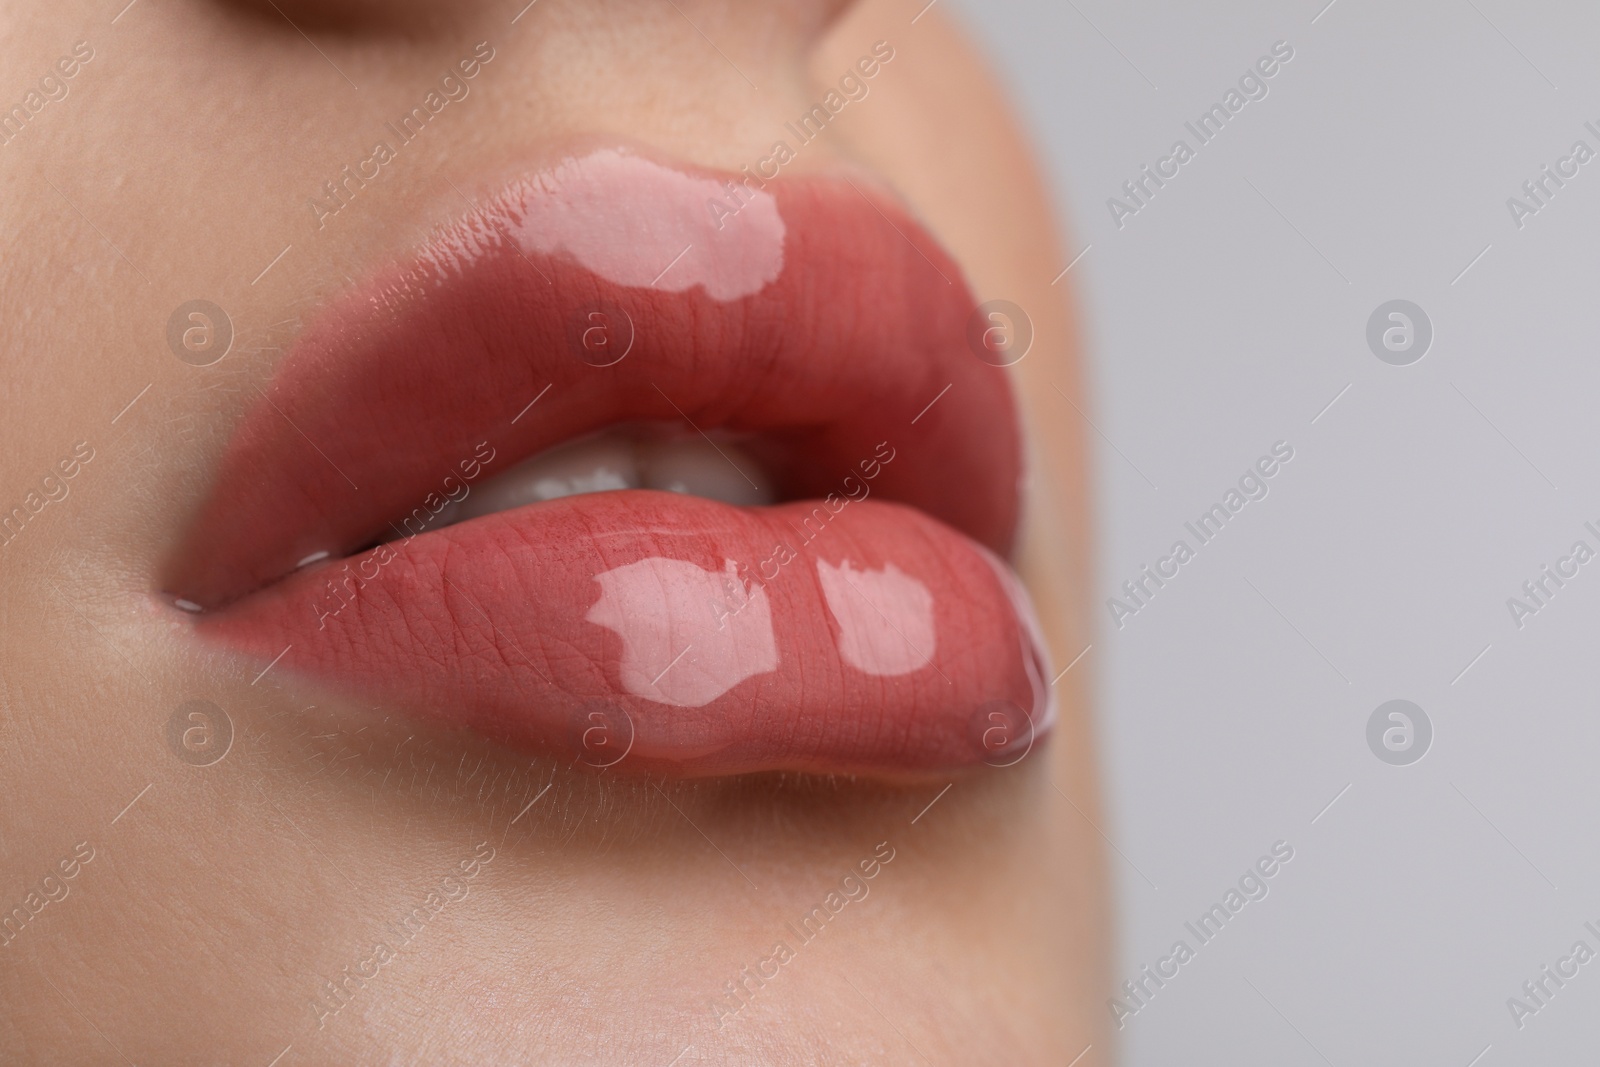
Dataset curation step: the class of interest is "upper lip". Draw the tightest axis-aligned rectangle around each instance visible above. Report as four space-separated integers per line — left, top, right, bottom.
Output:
167 146 1049 778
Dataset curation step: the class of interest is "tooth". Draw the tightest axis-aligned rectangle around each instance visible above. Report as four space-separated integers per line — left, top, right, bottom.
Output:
638 438 773 506
456 434 640 522
448 431 775 525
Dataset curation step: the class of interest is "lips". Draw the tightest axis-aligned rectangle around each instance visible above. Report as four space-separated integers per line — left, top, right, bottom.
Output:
168 147 1052 777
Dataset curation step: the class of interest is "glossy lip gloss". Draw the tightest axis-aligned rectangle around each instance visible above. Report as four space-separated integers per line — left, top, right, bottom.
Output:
168 146 1053 778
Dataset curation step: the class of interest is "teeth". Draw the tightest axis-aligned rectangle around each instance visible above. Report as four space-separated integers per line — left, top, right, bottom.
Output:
637 438 772 507
456 434 638 522
453 431 772 525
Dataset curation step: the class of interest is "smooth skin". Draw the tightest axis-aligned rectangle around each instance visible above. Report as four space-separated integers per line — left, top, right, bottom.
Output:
0 0 1106 1062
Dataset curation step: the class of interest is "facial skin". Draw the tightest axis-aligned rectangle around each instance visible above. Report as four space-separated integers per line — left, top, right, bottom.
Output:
0 1 1104 1063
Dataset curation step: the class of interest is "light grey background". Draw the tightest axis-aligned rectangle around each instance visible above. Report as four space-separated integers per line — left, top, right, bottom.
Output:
954 1 1600 1063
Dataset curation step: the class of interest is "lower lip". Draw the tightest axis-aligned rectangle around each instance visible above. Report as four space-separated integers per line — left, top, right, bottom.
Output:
199 489 1053 777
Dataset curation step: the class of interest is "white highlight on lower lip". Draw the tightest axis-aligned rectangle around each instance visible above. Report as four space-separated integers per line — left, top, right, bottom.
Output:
815 559 936 676
586 557 778 707
512 148 785 301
